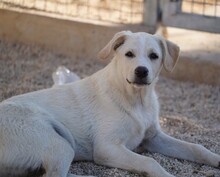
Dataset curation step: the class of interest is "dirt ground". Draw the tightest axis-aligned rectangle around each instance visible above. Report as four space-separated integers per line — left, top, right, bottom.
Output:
0 39 220 177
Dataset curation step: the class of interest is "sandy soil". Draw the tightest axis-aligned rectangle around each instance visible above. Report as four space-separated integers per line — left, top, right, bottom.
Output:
0 39 220 177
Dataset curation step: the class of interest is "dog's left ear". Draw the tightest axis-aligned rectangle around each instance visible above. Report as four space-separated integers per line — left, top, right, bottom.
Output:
155 35 180 72
98 31 132 60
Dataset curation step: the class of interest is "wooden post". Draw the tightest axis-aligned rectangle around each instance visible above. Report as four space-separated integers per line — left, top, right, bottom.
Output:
143 0 158 33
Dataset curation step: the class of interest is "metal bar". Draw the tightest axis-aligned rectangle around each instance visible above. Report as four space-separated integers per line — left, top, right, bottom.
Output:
130 0 132 24
119 0 122 22
177 0 182 13
191 0 194 14
163 12 220 33
183 0 218 6
203 0 205 16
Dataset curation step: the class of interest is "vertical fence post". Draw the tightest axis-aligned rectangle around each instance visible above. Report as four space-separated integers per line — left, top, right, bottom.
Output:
143 0 158 33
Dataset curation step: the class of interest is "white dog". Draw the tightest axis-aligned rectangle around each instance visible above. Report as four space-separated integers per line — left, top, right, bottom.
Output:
0 31 219 177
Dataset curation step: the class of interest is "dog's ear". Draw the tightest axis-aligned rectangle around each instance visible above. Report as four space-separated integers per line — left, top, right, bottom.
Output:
98 31 132 60
156 35 180 72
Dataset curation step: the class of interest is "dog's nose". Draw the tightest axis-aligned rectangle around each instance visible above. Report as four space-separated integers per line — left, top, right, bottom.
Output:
135 66 148 78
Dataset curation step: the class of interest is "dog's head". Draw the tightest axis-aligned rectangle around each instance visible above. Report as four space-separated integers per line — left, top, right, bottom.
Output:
99 31 180 88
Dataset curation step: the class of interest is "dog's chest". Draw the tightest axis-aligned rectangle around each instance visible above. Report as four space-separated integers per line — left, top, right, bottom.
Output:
124 105 155 150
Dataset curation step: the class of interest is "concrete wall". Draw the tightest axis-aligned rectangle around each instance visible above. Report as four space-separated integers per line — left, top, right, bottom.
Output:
162 27 220 86
0 9 153 60
161 56 220 86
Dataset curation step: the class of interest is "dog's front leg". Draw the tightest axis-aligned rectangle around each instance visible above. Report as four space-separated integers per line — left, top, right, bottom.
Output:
94 143 174 177
144 131 220 168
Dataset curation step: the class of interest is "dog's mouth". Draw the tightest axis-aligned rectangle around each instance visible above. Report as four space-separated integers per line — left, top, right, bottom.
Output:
126 78 151 86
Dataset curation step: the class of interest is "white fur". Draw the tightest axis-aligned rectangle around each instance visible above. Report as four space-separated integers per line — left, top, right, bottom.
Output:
0 31 219 177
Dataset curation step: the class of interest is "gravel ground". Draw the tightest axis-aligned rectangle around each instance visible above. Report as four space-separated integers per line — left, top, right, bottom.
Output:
0 39 220 177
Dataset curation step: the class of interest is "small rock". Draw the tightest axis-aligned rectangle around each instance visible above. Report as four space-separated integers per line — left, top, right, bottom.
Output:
204 170 215 177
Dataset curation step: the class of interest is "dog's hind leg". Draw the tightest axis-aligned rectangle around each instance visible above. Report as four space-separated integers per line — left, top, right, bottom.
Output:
41 136 96 177
42 138 75 177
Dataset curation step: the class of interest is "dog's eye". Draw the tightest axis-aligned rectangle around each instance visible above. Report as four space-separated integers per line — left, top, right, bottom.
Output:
149 53 158 60
125 51 135 58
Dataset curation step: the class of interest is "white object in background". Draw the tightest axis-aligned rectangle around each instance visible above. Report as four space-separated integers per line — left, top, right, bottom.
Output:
52 66 80 86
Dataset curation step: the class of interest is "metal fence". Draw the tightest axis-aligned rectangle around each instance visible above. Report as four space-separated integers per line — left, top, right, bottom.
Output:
0 0 219 32
0 0 144 24
181 0 220 17
161 0 220 33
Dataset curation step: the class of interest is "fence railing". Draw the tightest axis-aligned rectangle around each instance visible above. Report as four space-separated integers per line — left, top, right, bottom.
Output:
162 0 220 33
0 0 219 33
0 0 145 24
181 0 219 18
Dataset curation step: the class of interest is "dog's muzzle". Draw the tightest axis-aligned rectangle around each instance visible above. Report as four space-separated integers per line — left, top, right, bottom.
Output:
126 66 151 86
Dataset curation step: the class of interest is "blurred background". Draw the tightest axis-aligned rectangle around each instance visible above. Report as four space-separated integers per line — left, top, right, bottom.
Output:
0 0 219 85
